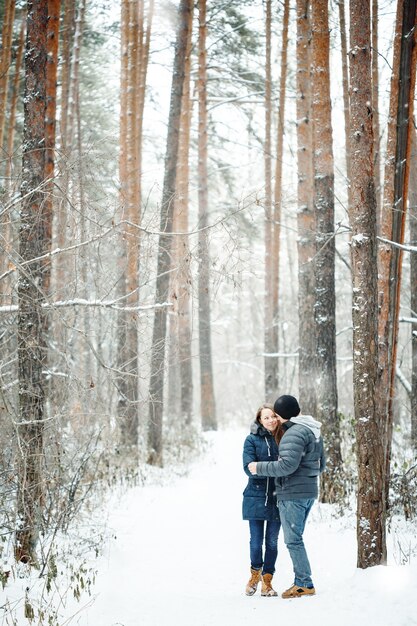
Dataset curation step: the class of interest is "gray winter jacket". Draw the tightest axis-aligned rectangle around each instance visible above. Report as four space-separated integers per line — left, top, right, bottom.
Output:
256 415 326 501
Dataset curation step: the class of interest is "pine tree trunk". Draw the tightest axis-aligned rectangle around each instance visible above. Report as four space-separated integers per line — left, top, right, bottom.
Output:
264 0 274 399
147 0 192 465
5 17 25 187
172 3 194 425
337 0 353 214
59 0 76 153
15 0 48 564
410 127 417 451
311 0 342 502
270 0 289 394
372 0 381 216
2 16 24 291
198 0 216 431
296 0 316 415
53 0 75 297
377 0 403 457
0 0 17 287
0 0 16 152
349 0 386 568
118 0 140 447
43 0 60 296
383 0 417 503
117 0 153 447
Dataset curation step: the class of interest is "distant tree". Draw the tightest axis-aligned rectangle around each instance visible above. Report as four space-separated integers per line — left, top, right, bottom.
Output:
117 0 154 448
170 1 194 425
378 0 417 502
377 3 402 455
198 0 217 430
264 0 274 400
0 0 16 155
147 0 193 465
43 0 61 297
270 0 289 395
53 0 76 294
296 0 316 415
15 0 48 564
337 0 353 214
2 15 24 289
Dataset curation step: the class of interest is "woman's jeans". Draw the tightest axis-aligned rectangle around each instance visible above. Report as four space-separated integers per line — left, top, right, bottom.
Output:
248 519 280 574
278 498 315 587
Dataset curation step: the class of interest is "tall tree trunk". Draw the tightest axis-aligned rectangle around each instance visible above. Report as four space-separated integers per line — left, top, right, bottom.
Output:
53 0 76 298
59 0 76 154
43 0 60 296
383 0 417 502
75 9 92 415
0 0 16 153
198 0 216 430
147 0 192 465
410 126 417 451
2 16 25 293
349 0 385 568
118 0 140 447
137 0 154 210
311 0 342 502
377 0 403 466
337 0 353 214
5 17 25 188
0 0 17 288
172 3 194 425
263 0 274 399
15 0 47 564
270 0 289 394
117 0 153 447
296 0 316 415
372 0 381 216
117 0 132 441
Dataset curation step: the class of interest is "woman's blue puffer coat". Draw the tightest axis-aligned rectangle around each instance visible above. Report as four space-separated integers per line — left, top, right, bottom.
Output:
242 421 280 521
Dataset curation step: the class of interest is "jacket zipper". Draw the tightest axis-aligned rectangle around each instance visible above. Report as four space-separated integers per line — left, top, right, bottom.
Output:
264 436 271 506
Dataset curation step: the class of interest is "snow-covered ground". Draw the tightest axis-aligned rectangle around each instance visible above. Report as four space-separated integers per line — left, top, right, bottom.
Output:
3 429 417 626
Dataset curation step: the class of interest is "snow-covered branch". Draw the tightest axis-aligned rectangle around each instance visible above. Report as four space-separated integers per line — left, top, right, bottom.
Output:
0 300 172 314
378 236 417 253
261 351 299 358
399 316 417 325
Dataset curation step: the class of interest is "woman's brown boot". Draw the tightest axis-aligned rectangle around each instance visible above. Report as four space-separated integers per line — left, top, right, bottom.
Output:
261 573 278 596
245 568 261 596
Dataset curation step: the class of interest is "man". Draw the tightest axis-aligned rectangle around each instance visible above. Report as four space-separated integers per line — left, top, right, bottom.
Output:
248 394 326 598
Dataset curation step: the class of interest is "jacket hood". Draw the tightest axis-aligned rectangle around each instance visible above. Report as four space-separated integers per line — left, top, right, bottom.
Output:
290 415 322 440
250 420 273 437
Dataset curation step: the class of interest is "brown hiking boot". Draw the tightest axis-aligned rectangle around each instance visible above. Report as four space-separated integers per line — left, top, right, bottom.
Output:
261 573 278 597
245 568 261 596
281 584 316 599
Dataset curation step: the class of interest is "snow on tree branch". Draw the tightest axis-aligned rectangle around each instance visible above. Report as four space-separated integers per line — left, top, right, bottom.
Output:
0 300 172 314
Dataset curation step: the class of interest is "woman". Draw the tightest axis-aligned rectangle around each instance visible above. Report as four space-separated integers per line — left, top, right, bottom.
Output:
242 403 282 597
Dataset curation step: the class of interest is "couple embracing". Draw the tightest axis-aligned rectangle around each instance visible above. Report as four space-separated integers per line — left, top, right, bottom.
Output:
242 395 326 599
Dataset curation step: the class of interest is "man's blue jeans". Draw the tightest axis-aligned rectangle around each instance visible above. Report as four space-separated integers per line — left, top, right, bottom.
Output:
278 498 315 587
248 519 280 575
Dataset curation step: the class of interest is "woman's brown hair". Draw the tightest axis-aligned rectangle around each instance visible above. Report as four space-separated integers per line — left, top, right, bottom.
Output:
255 403 284 446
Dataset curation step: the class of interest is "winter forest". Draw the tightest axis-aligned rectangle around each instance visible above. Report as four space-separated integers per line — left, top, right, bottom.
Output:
1 0 417 623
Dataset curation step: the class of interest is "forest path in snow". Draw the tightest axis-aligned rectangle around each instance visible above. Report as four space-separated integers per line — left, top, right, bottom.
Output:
72 430 416 626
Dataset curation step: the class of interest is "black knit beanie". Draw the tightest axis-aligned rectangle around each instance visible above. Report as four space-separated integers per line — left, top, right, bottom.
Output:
274 395 300 420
